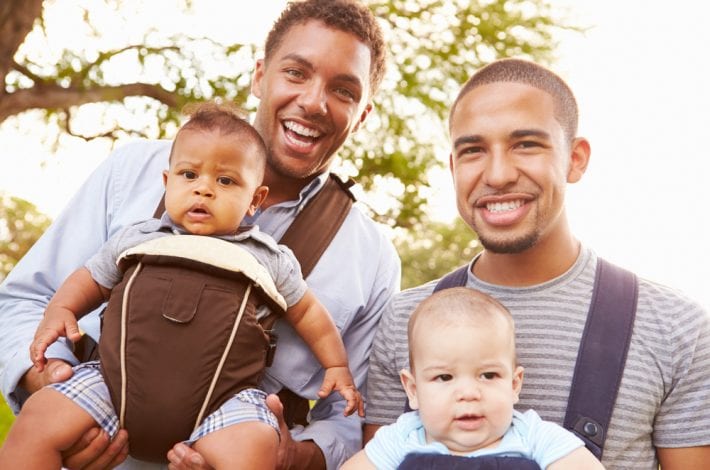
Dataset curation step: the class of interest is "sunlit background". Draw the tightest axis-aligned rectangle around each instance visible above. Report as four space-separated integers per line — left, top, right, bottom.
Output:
1 0 708 310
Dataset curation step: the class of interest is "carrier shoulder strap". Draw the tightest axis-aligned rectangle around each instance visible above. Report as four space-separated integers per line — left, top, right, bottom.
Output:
278 173 355 277
563 257 637 459
273 173 355 428
433 264 470 292
430 257 637 460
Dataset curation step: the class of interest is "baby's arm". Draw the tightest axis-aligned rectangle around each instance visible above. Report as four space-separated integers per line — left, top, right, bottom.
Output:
283 289 363 417
547 447 605 469
30 267 109 371
340 449 377 469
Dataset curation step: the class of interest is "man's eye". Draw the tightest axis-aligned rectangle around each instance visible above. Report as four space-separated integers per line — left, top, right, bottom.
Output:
217 176 234 186
285 68 304 79
517 141 541 149
335 87 355 101
435 374 453 382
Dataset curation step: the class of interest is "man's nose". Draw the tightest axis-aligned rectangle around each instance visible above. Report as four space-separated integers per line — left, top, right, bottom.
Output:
297 81 327 116
484 149 519 189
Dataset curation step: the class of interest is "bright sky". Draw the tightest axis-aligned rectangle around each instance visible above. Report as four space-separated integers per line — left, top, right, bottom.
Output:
1 0 708 309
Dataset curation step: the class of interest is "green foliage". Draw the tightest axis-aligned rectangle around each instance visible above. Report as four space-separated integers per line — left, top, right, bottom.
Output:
2 0 576 289
0 395 13 445
0 195 50 444
4 0 572 229
344 0 569 229
0 194 52 281
396 217 482 289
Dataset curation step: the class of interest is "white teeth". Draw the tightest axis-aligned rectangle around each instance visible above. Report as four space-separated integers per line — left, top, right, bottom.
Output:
284 121 321 138
486 200 524 212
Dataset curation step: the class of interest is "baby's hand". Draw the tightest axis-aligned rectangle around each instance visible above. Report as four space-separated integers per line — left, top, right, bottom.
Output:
30 306 82 372
318 366 364 417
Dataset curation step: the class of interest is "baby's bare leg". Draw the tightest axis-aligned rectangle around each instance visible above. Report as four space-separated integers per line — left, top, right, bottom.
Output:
193 421 279 470
0 387 99 469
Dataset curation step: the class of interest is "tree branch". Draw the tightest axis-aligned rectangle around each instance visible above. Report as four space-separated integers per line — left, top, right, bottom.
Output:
0 82 180 123
0 0 43 92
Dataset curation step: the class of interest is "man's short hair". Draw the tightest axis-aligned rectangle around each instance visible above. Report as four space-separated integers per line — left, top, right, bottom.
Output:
450 59 579 143
173 101 267 172
264 0 386 95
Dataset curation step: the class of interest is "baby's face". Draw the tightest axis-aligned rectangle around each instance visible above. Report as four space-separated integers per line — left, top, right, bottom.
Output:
403 316 523 454
163 128 266 236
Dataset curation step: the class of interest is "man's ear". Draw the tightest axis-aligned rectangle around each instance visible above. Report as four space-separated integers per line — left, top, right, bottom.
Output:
567 137 591 183
352 103 373 133
400 369 419 410
251 59 265 99
512 366 524 405
248 185 269 216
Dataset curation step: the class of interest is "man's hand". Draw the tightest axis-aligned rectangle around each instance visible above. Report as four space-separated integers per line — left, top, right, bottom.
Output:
167 443 212 470
62 428 129 470
266 393 326 470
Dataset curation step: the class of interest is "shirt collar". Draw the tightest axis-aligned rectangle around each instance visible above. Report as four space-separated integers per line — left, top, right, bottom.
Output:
155 211 260 242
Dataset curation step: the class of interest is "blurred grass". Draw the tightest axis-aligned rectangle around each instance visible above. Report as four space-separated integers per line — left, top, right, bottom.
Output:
0 394 14 445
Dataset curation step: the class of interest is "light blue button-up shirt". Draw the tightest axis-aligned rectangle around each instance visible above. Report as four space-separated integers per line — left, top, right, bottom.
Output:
0 139 401 469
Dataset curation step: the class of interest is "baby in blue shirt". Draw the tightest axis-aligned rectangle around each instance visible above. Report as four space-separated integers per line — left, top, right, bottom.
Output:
344 287 604 469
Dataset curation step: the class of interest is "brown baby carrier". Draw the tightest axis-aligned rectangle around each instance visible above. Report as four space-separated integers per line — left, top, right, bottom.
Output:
95 174 355 462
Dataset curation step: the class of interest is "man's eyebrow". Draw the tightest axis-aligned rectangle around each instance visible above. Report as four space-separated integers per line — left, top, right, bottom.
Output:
453 134 483 149
510 129 550 140
281 53 315 71
281 53 363 90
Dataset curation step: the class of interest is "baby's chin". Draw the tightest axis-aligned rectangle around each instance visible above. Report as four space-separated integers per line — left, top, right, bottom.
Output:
435 434 504 455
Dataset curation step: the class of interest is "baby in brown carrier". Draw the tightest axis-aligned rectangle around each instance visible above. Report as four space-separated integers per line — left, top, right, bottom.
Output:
0 102 363 469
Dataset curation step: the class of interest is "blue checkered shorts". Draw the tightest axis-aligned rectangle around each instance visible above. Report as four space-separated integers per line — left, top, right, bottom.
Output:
49 360 279 444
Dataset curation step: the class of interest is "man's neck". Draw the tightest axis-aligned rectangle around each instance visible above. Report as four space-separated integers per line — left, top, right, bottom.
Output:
473 228 581 287
261 170 320 209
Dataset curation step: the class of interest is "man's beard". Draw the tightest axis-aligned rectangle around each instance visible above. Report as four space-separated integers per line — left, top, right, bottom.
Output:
477 230 540 254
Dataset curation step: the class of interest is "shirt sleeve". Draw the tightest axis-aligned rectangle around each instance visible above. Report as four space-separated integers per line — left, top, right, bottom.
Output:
0 140 168 412
652 295 710 447
364 415 410 469
517 410 584 469
270 243 308 308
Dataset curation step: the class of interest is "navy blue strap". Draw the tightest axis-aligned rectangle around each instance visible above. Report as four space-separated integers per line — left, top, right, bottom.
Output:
563 258 638 459
433 264 470 292
398 453 541 470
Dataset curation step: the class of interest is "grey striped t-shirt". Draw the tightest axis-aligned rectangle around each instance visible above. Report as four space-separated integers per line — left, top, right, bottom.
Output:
366 246 710 469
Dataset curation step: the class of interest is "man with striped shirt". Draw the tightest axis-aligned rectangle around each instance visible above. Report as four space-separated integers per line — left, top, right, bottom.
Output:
364 59 710 469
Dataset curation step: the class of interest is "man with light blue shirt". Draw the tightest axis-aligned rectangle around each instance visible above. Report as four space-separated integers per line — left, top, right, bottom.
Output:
0 1 400 469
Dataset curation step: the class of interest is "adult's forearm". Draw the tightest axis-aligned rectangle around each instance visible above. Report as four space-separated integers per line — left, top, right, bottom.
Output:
290 440 325 470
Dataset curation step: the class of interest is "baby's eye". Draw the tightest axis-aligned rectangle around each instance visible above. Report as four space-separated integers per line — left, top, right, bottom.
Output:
435 374 453 382
481 372 499 380
182 170 197 180
217 176 234 186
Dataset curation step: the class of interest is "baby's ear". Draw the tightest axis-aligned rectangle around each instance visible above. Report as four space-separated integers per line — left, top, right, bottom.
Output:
399 369 419 410
512 366 524 404
248 185 269 215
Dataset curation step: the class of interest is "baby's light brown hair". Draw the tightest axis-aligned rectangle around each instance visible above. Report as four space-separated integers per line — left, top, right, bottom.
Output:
407 287 517 370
